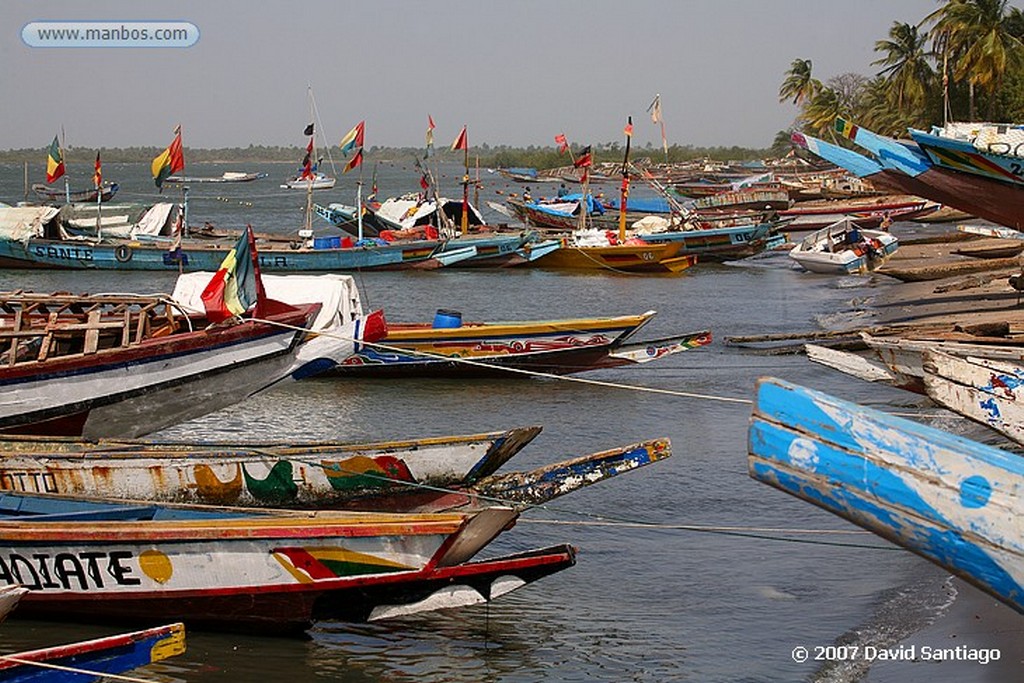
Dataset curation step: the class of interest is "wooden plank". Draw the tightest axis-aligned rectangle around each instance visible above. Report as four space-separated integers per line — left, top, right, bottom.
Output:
82 309 102 354
804 343 896 383
748 377 1024 614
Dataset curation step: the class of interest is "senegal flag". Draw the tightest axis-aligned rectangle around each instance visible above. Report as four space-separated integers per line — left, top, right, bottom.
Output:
46 135 65 183
152 127 185 188
200 226 264 323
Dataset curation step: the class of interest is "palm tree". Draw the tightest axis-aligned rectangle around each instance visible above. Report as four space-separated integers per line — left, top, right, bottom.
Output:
802 88 843 139
925 0 1024 119
779 58 821 105
872 22 936 113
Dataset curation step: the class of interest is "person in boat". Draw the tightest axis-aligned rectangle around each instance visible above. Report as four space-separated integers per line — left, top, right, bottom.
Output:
523 187 532 201
879 211 893 232
557 183 569 198
846 225 862 245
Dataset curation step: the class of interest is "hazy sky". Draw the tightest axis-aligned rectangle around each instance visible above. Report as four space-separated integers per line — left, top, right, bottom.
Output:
3 0 944 151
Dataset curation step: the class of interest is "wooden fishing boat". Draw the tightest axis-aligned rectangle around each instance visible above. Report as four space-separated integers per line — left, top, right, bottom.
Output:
777 196 936 234
329 310 711 378
788 218 898 275
0 584 27 623
877 255 1021 283
520 237 696 274
165 171 268 184
922 350 1024 446
0 492 575 633
748 377 1024 614
31 183 119 204
804 343 915 391
0 426 541 507
0 623 185 682
634 220 780 261
794 126 1024 231
910 123 1024 189
0 289 321 439
280 171 336 190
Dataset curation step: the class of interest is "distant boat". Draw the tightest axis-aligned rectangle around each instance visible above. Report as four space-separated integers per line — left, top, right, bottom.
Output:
788 217 898 274
749 377 1024 614
165 171 268 184
281 171 336 190
777 195 937 234
31 182 119 203
0 623 186 681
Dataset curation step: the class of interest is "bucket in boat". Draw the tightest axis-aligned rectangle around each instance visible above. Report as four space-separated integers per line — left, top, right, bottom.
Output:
433 309 463 329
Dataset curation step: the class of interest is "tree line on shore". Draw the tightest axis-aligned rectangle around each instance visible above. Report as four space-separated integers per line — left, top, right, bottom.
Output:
780 0 1024 147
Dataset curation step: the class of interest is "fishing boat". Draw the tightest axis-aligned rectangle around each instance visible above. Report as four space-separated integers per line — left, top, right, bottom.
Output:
788 217 898 274
0 623 185 682
0 492 576 633
329 310 711 378
748 377 1024 614
0 427 539 507
520 236 697 274
910 122 1024 189
0 289 322 439
31 182 119 204
165 171 268 184
0 584 27 623
777 196 937 234
634 219 781 261
280 171 336 190
793 125 1024 231
922 350 1024 446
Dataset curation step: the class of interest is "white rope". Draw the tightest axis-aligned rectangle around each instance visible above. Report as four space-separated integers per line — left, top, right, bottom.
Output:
519 518 873 535
248 315 753 405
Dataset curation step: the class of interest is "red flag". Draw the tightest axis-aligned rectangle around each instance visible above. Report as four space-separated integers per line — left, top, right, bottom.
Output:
554 133 568 154
450 126 467 151
420 174 430 191
343 148 363 174
46 135 65 183
624 122 633 137
93 151 102 189
574 145 592 168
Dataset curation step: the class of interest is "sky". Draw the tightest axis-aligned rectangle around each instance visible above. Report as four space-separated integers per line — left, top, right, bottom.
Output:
2 0 946 151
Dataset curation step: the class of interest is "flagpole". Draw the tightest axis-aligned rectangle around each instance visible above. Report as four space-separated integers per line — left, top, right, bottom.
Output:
95 156 102 240
461 127 469 236
356 162 364 242
60 127 71 205
620 117 632 243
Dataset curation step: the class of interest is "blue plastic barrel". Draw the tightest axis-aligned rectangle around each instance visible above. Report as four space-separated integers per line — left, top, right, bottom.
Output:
433 309 463 329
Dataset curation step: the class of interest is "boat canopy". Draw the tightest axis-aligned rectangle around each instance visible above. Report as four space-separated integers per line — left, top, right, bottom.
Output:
0 206 60 239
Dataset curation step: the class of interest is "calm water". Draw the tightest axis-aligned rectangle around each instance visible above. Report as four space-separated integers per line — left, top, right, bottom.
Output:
0 162 981 681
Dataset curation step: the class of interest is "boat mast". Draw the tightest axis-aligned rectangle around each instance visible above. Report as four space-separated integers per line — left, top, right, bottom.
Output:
60 126 71 205
619 117 632 243
461 128 470 236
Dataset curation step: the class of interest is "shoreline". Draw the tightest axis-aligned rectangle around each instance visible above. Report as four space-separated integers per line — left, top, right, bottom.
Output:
832 224 1024 680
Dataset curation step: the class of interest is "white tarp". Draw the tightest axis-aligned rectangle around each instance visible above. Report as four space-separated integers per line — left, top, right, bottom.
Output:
170 272 364 333
0 206 60 240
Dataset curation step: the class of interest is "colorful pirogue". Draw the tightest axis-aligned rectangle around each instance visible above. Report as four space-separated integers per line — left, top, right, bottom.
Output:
0 492 576 633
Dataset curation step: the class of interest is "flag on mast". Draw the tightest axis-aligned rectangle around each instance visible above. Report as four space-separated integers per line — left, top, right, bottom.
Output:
200 226 266 323
426 115 436 155
450 126 467 151
573 145 592 168
93 151 102 189
45 135 65 183
554 133 569 154
152 126 185 189
339 120 364 155
647 94 668 157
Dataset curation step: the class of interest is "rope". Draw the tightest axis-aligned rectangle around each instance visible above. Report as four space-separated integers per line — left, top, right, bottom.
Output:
0 655 165 683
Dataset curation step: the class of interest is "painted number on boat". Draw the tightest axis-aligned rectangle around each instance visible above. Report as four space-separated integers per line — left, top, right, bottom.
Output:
0 551 141 590
0 470 58 494
34 245 94 262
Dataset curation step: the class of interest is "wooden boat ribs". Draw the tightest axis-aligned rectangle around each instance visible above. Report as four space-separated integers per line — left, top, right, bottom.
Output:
0 291 187 366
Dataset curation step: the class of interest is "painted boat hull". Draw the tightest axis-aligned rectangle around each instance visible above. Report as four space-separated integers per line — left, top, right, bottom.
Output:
0 304 317 439
0 427 541 507
0 495 571 633
526 242 692 273
923 350 1024 446
748 377 1024 614
637 221 776 261
0 622 185 682
789 224 898 275
910 128 1024 189
329 312 711 378
31 183 119 204
0 584 27 623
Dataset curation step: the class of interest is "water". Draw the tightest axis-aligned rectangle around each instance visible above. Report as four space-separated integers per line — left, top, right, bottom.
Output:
0 162 966 681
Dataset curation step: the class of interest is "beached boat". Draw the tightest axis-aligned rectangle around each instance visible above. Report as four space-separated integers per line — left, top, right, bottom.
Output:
788 217 898 274
328 310 711 378
635 219 781 261
795 124 1024 231
0 289 321 439
0 584 27 623
0 623 185 682
165 171 268 184
748 377 1024 614
922 350 1024 446
777 196 936 234
0 492 576 633
0 427 541 507
910 123 1024 189
31 182 119 204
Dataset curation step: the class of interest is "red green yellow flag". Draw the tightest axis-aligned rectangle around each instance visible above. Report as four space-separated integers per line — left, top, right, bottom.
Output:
46 135 65 183
152 127 185 188
93 151 102 189
835 118 859 140
200 226 263 323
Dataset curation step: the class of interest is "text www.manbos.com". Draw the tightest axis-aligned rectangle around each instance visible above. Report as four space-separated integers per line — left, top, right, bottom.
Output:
22 21 199 48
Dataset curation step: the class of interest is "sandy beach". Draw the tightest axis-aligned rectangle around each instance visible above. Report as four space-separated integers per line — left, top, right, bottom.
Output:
850 229 1024 680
